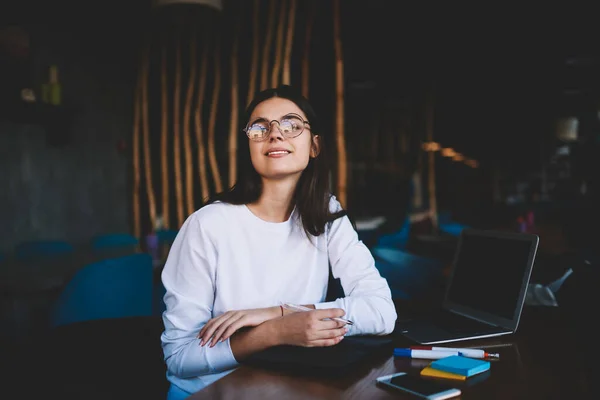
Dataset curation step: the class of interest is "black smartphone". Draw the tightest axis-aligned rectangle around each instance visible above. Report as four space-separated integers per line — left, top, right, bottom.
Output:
376 372 461 399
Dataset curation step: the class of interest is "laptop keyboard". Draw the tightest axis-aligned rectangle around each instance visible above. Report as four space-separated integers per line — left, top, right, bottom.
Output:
430 312 500 334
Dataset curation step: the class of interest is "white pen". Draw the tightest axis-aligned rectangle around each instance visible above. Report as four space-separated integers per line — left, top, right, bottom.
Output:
281 303 354 325
410 346 500 359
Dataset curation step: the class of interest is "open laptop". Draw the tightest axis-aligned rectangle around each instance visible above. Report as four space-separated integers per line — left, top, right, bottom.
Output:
396 228 539 344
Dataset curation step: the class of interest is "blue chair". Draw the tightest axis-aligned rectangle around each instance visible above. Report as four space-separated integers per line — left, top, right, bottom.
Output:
356 229 378 249
14 240 74 260
51 253 153 327
439 222 469 236
154 229 179 263
372 246 445 300
156 229 178 245
153 281 167 316
375 218 411 250
91 233 139 250
437 210 471 236
438 215 470 236
438 211 452 224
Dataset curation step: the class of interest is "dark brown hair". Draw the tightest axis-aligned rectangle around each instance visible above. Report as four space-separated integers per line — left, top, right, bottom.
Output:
208 85 346 237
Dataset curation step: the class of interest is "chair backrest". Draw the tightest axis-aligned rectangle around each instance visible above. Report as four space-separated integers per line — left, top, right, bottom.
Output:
91 233 139 250
371 246 445 300
14 240 74 260
437 210 471 236
156 229 178 245
155 229 179 262
438 211 452 224
153 280 167 316
51 252 153 327
439 221 470 237
376 218 411 249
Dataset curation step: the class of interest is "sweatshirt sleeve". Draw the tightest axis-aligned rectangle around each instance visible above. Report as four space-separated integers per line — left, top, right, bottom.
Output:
314 197 397 336
160 211 240 378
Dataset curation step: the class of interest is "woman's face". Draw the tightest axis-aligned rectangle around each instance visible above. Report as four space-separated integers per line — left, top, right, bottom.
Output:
247 97 319 181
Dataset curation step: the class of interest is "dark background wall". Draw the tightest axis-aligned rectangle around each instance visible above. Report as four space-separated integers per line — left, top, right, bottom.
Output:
0 2 145 250
2 0 600 251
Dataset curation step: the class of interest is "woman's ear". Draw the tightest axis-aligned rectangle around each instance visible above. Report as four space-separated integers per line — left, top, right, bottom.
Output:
310 135 321 158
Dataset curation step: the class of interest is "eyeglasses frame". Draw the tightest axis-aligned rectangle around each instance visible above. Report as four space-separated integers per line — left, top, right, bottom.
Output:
243 113 311 142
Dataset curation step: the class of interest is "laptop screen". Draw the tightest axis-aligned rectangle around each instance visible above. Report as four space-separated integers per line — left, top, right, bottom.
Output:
445 230 538 323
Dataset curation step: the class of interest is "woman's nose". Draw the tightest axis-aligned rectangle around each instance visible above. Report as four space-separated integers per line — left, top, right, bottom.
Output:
268 121 284 141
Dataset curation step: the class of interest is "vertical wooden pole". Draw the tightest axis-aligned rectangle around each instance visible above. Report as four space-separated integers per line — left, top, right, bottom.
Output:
412 168 423 210
369 109 382 163
333 0 347 208
183 26 198 215
426 87 438 232
413 103 424 211
132 63 142 239
247 0 260 105
301 0 314 99
271 0 287 88
385 114 395 169
194 37 210 204
282 0 296 85
141 41 157 230
173 27 184 227
160 34 170 229
492 165 501 204
229 36 239 188
260 0 276 90
207 36 223 194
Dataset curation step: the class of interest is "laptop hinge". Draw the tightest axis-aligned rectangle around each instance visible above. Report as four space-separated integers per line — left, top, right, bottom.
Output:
449 310 501 328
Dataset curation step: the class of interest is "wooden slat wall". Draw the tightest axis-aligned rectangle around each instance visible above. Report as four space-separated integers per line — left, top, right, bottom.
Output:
131 0 423 234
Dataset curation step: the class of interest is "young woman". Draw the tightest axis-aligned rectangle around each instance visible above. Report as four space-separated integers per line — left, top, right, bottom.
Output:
161 85 397 399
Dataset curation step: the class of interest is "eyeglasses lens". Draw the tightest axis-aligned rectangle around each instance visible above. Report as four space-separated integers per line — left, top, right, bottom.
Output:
246 115 304 141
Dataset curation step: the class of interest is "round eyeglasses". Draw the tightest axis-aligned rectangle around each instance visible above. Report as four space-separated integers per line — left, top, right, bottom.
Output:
243 113 310 142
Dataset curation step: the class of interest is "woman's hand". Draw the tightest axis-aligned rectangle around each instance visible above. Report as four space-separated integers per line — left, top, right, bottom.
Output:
273 308 349 347
198 306 281 347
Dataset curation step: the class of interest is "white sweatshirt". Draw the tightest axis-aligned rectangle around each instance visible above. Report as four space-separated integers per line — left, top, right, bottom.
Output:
160 196 397 394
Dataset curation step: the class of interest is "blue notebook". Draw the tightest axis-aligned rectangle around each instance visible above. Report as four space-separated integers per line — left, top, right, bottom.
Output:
430 355 490 377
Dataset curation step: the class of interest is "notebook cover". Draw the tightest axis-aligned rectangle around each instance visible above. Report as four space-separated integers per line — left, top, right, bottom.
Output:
420 366 467 381
429 355 490 377
243 335 393 377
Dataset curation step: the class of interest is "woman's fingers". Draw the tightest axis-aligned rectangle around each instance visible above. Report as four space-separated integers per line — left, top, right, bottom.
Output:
301 325 347 345
315 326 348 340
317 319 347 331
312 308 346 321
200 313 236 346
198 314 226 338
198 320 215 341
209 315 244 347
202 320 227 345
198 322 211 339
307 335 345 347
221 317 248 342
305 325 348 346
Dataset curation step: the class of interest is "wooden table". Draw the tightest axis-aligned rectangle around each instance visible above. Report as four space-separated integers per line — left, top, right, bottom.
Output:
189 307 592 399
5 316 169 399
